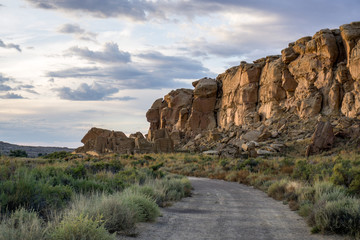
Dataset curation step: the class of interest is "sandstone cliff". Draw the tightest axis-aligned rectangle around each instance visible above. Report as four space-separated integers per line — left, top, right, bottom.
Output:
76 22 360 157
145 22 360 156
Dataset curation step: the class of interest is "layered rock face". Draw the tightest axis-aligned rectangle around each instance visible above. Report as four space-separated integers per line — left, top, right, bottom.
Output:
77 22 360 156
146 22 360 155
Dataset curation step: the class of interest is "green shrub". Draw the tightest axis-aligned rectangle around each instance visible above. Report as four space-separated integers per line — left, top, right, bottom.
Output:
67 194 136 234
120 191 159 222
313 197 360 236
49 214 115 240
97 195 136 233
267 179 289 200
349 174 360 195
298 201 313 218
0 208 45 240
314 181 347 202
43 151 71 160
65 165 87 179
0 169 72 214
9 150 28 158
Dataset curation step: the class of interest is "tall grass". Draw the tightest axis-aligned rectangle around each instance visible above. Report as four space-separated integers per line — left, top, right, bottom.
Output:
0 208 45 240
0 154 192 239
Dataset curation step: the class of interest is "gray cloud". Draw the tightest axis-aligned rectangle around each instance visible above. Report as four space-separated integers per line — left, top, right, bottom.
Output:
25 0 155 21
24 0 360 26
54 82 119 101
58 23 97 42
106 96 137 101
0 74 13 91
48 51 212 89
67 42 131 63
0 39 21 52
0 93 25 99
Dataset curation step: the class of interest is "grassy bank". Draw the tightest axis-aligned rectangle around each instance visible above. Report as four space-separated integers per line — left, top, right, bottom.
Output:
0 154 191 240
117 151 360 239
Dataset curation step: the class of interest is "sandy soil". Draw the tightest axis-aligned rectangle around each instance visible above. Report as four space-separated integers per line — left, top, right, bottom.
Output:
119 177 345 240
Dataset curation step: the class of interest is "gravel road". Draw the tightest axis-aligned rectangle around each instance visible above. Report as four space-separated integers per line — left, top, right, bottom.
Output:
120 177 344 240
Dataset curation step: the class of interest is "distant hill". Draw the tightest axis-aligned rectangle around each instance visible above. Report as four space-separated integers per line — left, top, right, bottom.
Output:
0 141 74 158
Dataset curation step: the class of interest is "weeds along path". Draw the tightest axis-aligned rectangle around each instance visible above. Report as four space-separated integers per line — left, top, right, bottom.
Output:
120 177 343 240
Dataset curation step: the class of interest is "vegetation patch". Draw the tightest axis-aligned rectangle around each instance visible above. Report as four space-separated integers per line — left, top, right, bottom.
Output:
0 153 192 239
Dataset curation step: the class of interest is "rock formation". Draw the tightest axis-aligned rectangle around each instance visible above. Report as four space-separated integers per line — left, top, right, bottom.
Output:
77 22 360 157
76 127 136 155
144 22 360 156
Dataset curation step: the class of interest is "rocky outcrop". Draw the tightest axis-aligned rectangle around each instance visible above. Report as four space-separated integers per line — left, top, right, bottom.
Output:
145 22 360 157
77 22 360 157
76 127 135 155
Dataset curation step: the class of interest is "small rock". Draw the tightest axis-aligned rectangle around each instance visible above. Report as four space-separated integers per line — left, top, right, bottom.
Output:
241 130 261 142
257 149 274 155
202 150 219 156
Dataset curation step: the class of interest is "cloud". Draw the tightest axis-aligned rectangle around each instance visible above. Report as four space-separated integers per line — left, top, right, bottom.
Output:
24 0 360 24
0 39 21 52
67 42 131 63
54 82 119 101
25 0 155 21
0 93 25 99
106 96 137 101
48 51 212 89
0 74 13 92
58 23 97 42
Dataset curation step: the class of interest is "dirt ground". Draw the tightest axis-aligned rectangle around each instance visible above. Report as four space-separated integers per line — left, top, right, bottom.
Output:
120 177 345 240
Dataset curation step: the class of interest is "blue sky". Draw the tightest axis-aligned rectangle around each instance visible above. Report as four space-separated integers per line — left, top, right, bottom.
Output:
0 0 359 147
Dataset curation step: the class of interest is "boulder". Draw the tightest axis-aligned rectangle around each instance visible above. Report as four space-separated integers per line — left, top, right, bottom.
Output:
241 130 261 142
306 121 335 157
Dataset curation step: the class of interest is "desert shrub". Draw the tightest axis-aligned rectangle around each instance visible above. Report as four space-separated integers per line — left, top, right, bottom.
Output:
0 169 72 214
296 185 315 203
65 164 87 179
247 173 274 190
349 174 360 195
49 214 115 240
298 201 313 218
292 160 313 181
159 178 190 201
236 170 250 184
150 162 164 171
70 178 109 193
143 155 154 161
67 194 136 234
0 208 45 240
235 159 259 172
313 197 360 236
9 150 28 158
124 184 164 206
120 191 159 222
267 179 289 200
43 151 71 160
98 195 136 233
314 181 347 202
116 168 146 185
87 160 123 174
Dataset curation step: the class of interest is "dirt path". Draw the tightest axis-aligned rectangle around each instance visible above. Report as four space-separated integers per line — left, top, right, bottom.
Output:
120 177 344 240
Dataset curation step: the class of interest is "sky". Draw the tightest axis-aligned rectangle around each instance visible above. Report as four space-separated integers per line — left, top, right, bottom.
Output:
0 0 359 148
